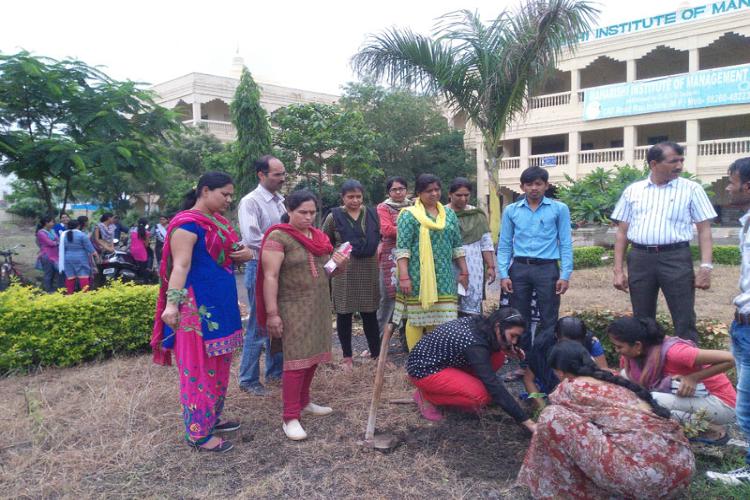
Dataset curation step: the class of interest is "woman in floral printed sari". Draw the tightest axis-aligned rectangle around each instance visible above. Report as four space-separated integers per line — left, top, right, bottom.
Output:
151 171 253 453
517 341 694 499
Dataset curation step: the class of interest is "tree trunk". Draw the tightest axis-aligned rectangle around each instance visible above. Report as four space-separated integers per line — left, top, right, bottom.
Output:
60 177 72 216
39 177 54 214
316 159 324 227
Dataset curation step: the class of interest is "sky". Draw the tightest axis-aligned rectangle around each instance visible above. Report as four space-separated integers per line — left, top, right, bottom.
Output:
2 0 695 95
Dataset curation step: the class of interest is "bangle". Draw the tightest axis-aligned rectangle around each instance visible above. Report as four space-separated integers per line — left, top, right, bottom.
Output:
399 277 411 281
266 311 279 317
166 288 188 305
700 263 714 270
459 273 468 276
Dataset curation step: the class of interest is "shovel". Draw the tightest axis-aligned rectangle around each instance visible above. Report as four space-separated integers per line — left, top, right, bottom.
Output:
363 322 401 451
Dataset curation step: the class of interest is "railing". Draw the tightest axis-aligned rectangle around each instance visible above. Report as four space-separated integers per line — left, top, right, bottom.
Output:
183 119 236 140
578 147 624 164
529 152 569 167
698 137 750 156
529 91 571 109
577 91 585 103
634 142 687 160
500 156 521 170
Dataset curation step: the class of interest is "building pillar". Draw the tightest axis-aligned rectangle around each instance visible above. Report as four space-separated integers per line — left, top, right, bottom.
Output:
476 142 488 209
626 59 637 82
624 126 637 166
571 69 581 104
568 131 580 178
686 119 700 174
689 48 700 72
520 137 531 170
192 101 202 126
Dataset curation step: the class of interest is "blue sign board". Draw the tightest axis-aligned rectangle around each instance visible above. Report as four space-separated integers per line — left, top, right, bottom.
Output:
541 156 557 167
583 63 750 121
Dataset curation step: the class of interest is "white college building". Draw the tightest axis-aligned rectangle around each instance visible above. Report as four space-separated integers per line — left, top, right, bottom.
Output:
150 54 338 143
468 1 750 223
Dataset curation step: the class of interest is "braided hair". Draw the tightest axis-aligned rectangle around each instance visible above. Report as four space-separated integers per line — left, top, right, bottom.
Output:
547 341 671 419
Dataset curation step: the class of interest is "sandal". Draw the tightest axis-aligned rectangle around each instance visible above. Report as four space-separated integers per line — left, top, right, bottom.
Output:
188 437 234 453
214 420 241 433
341 357 353 372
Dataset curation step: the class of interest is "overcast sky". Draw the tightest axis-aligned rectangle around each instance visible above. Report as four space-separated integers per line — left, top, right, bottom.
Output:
3 0 694 95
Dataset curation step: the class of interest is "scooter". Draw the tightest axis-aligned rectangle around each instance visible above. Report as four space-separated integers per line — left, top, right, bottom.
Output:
98 239 158 285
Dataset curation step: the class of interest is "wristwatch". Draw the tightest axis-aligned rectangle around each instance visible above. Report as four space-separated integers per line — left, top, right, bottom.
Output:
700 263 714 270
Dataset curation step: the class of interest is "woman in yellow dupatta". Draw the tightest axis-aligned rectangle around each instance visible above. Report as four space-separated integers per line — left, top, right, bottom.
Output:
393 174 469 350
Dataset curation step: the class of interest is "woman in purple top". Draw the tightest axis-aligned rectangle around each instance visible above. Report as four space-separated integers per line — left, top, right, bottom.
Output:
36 215 62 292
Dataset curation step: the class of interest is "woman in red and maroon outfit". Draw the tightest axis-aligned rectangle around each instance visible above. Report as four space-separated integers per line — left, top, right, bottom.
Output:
376 176 412 335
257 190 349 441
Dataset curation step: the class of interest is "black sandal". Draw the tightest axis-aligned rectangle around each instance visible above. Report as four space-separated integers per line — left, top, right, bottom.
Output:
188 438 234 453
214 420 241 433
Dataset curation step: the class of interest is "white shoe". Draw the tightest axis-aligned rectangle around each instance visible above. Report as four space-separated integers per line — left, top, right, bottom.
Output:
706 465 750 485
282 419 307 441
303 402 333 416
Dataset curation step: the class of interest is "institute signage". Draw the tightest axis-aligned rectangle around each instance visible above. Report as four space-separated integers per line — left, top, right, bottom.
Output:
578 0 750 43
583 63 750 120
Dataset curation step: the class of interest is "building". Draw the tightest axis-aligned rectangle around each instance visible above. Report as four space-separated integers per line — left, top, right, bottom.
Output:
468 2 750 224
150 54 339 142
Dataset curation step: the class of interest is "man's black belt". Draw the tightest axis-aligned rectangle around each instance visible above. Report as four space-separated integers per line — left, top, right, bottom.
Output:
513 257 558 265
735 311 750 326
630 241 690 253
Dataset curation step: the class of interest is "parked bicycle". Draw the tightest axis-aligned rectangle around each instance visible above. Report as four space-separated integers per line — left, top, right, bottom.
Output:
0 244 28 291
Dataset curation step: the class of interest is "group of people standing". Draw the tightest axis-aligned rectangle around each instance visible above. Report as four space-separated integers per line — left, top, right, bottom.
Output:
35 211 170 294
148 143 750 493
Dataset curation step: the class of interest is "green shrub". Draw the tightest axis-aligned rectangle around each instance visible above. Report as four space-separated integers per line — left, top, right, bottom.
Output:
689 245 740 265
0 281 158 373
569 309 730 366
573 246 608 269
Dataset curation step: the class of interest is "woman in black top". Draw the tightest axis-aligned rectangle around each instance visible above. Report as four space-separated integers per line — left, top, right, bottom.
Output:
406 307 536 434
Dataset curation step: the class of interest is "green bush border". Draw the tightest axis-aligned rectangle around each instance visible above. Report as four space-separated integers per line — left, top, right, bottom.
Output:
0 282 158 373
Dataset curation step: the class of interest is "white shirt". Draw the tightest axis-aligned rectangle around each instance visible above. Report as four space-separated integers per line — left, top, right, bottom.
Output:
735 211 750 314
611 176 716 245
237 184 286 252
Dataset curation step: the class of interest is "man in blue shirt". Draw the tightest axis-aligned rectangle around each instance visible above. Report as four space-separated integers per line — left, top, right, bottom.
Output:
497 166 573 356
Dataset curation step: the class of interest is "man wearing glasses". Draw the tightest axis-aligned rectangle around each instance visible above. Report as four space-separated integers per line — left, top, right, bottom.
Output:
611 142 716 344
237 155 287 395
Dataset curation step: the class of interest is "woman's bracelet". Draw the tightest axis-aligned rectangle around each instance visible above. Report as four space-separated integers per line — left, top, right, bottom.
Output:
399 277 411 281
166 288 188 305
459 273 468 276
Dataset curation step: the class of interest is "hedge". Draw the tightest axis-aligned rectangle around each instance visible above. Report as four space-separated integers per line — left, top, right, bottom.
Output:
573 246 609 269
689 245 740 265
570 309 730 366
0 281 158 373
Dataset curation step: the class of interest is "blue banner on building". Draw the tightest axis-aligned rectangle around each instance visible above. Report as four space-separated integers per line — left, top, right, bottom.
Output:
583 63 750 120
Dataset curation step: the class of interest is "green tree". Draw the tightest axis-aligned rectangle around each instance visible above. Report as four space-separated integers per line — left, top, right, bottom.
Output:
271 103 380 219
341 81 472 201
0 51 181 215
351 1 598 199
230 67 272 195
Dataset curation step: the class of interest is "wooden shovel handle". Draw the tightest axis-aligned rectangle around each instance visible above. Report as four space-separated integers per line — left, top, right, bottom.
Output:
364 322 394 441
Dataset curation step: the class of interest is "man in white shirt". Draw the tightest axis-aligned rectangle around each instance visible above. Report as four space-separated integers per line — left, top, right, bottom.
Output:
237 155 287 395
611 142 716 344
707 156 750 485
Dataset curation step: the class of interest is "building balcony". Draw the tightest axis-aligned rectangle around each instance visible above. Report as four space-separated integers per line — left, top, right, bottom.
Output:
183 119 236 142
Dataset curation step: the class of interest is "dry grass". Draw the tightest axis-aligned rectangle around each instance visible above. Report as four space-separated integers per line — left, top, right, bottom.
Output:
1 223 740 498
1 352 532 499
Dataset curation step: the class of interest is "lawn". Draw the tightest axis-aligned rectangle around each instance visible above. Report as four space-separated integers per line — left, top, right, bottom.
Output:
1 218 748 497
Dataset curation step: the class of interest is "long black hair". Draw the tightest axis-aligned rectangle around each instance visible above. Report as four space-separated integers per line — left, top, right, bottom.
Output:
556 316 594 352
137 217 148 240
181 171 234 211
37 215 54 231
472 306 525 351
280 190 318 224
66 219 80 242
608 317 665 348
547 341 671 419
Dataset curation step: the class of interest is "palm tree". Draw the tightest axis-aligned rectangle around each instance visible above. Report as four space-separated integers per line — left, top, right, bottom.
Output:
351 0 599 199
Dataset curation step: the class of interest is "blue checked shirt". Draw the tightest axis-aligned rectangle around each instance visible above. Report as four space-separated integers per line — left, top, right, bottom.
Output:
611 176 716 245
497 197 574 280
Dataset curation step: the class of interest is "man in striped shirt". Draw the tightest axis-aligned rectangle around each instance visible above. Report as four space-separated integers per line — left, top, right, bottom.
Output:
611 142 716 344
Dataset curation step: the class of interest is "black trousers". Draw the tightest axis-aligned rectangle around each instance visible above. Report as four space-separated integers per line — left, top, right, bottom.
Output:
508 261 561 356
627 246 698 344
337 311 381 359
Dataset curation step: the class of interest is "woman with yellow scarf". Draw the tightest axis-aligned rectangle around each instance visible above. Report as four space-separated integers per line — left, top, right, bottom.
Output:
393 174 469 350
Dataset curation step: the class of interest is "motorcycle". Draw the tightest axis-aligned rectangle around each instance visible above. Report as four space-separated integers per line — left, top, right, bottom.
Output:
97 239 158 285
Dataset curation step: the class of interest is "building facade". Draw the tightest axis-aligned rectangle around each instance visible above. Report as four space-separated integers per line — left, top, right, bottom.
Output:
469 4 750 223
150 55 338 142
